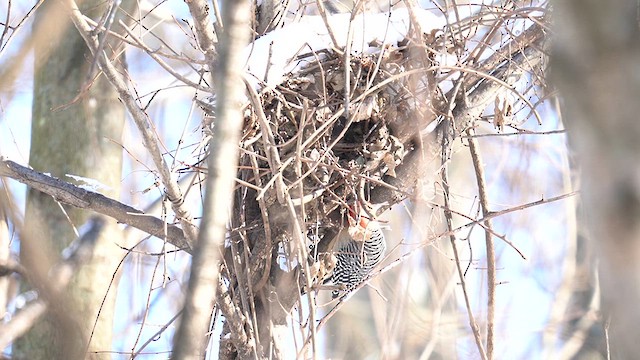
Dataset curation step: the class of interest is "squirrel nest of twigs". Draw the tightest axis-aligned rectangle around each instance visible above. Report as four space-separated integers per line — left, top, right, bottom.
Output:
201 35 442 275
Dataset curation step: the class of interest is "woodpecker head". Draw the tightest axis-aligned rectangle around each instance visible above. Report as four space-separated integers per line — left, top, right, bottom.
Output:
346 202 379 242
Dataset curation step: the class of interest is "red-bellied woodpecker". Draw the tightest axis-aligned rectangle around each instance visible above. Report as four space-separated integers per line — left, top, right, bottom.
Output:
330 205 386 298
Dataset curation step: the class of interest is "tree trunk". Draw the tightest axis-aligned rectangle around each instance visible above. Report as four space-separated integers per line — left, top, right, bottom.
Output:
15 1 130 358
551 0 640 357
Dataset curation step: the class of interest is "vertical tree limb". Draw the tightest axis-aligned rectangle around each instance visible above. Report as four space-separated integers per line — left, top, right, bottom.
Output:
551 0 640 357
440 124 488 360
466 128 495 359
171 0 252 358
15 0 132 357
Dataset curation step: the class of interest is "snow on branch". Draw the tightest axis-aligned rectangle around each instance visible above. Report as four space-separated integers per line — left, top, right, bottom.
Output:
0 158 191 252
244 7 446 89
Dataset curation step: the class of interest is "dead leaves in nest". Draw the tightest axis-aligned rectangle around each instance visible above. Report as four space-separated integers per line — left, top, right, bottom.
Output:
195 43 440 263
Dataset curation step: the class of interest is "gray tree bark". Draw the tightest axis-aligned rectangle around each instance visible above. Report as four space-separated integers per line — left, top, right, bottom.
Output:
171 0 252 358
551 0 640 357
14 1 131 358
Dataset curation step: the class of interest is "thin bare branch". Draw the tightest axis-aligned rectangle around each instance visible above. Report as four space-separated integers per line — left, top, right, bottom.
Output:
441 123 488 360
466 127 495 359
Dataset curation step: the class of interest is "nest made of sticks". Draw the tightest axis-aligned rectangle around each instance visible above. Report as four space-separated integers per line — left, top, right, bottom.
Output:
203 35 443 289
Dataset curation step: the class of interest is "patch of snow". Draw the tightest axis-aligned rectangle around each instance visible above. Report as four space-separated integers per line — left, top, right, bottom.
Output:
66 174 113 192
244 7 447 90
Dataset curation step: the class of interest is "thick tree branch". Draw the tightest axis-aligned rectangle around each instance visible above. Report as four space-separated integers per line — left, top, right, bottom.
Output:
0 158 191 251
184 0 217 59
172 0 253 358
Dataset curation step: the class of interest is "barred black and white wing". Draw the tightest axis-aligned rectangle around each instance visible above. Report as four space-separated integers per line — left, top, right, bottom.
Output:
330 221 386 298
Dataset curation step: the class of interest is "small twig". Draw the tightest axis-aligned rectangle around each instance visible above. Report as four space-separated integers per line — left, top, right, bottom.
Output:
88 238 147 356
439 124 488 360
133 310 183 357
0 0 13 49
129 238 166 356
0 0 45 56
245 77 288 205
80 14 207 65
292 105 318 360
456 192 577 230
86 0 121 79
462 128 566 138
0 0 48 91
421 192 577 262
341 1 365 121
466 127 495 359
119 20 212 92
428 201 527 260
229 218 260 348
247 148 273 292
314 0 340 51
